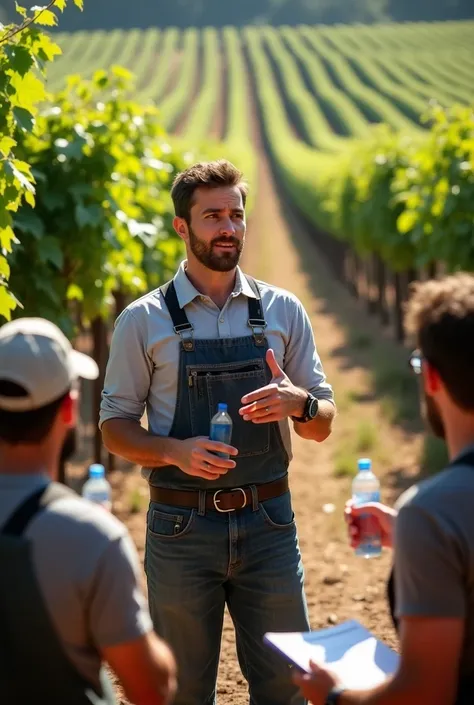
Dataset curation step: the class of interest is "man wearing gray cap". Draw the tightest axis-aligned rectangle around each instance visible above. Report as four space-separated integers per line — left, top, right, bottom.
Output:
0 317 176 705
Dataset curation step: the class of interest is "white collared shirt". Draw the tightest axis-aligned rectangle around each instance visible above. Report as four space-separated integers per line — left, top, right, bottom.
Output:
99 261 334 470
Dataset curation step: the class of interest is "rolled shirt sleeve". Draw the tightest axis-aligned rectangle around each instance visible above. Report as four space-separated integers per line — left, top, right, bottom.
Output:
99 309 153 429
88 532 153 648
284 295 334 403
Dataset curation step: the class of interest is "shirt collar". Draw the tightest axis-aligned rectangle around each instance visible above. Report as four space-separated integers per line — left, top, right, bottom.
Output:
173 260 258 309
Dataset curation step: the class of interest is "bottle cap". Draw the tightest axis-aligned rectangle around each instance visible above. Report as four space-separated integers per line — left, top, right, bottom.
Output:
217 403 228 412
358 458 372 471
89 463 105 479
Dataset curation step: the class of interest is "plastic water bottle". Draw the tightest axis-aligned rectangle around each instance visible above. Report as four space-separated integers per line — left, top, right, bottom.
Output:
82 463 112 511
352 458 381 558
210 403 233 458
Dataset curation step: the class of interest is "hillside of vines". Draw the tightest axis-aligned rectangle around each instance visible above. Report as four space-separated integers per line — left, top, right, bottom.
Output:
48 21 474 121
47 19 474 299
47 20 474 155
3 0 474 29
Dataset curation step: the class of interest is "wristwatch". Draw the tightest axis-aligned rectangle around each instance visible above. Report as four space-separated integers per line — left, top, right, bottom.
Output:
326 688 345 704
291 393 319 423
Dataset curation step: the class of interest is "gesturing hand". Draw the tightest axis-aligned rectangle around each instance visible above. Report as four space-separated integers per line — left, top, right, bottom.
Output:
173 437 238 481
239 348 307 424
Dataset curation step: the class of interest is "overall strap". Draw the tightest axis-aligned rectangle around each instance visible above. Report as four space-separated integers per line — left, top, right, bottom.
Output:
244 275 267 346
161 275 269 348
0 480 114 704
2 486 48 536
2 483 75 537
160 280 195 351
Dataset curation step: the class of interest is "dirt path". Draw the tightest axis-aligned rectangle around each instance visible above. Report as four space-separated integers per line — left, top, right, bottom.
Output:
103 137 427 702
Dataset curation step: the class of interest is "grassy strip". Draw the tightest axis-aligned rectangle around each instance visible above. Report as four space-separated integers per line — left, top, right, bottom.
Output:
183 27 220 142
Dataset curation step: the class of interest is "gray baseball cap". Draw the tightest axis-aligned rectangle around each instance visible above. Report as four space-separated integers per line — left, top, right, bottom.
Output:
0 317 99 412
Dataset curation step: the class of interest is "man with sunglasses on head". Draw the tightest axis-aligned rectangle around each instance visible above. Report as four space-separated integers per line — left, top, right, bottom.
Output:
294 273 474 705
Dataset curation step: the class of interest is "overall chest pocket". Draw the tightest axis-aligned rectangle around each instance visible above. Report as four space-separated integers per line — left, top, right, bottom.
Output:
187 358 270 458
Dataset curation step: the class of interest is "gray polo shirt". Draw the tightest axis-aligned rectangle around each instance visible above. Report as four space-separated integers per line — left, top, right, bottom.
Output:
394 446 474 677
99 262 334 479
0 473 153 690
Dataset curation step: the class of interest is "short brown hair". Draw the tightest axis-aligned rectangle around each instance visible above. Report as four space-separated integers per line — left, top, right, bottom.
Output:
171 159 248 223
0 381 69 445
405 273 474 411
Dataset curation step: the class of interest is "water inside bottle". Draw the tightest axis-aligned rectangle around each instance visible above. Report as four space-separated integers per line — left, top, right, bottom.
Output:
210 403 233 458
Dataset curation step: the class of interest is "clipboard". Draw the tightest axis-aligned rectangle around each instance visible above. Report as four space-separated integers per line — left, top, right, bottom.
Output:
264 619 399 690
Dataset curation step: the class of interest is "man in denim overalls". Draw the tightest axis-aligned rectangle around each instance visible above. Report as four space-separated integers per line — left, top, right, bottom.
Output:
100 160 336 705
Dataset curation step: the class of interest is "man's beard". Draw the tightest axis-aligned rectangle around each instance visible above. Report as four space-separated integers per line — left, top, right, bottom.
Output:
188 226 243 272
422 391 446 440
60 427 77 464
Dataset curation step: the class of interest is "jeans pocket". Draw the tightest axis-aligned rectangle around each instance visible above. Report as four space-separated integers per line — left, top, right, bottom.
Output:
147 502 196 539
259 491 295 529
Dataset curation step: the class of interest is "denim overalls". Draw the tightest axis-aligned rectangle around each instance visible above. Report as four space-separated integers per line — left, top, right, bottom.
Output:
145 275 310 705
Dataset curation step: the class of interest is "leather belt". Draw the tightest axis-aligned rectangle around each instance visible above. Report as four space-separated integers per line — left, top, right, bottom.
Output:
149 475 289 513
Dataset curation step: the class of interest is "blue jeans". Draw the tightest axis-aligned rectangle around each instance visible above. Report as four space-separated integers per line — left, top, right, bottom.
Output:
145 490 309 705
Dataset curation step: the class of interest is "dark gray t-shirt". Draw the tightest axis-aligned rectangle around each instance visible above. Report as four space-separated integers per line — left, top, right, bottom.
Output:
394 449 474 678
0 474 153 689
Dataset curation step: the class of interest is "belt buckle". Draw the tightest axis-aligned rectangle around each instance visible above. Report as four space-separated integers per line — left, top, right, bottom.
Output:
213 487 247 513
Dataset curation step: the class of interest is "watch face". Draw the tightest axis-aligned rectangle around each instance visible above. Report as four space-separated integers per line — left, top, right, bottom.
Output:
308 397 318 419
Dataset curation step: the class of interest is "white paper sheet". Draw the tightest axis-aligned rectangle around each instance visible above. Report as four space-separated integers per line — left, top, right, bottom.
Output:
264 620 399 690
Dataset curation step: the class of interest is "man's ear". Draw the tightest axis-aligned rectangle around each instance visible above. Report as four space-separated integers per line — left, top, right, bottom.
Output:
60 391 77 428
423 360 442 397
173 216 189 242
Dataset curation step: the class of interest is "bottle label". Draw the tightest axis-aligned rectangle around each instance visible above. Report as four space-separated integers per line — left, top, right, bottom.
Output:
210 422 232 458
210 423 232 444
353 490 381 552
353 490 380 505
83 492 112 511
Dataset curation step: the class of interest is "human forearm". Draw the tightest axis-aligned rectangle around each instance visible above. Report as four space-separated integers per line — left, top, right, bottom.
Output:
339 679 413 705
102 417 238 480
101 418 180 468
140 632 177 705
294 399 336 442
338 674 453 705
298 671 450 705
297 617 462 705
104 631 177 705
335 617 462 705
